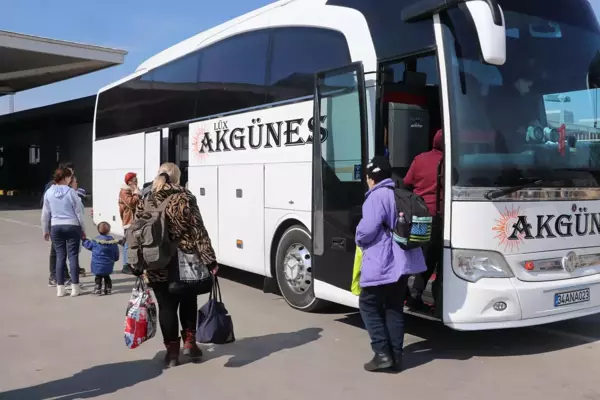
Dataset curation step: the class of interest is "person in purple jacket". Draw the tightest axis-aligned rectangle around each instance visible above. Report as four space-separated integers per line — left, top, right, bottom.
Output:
356 156 427 372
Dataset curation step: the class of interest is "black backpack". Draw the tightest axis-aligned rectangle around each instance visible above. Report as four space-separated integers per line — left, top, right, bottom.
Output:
388 187 432 250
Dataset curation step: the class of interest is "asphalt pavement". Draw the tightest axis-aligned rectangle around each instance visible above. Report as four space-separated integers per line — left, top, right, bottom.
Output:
1 208 600 400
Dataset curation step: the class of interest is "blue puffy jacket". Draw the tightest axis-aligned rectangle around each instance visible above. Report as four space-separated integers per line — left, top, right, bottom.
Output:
82 235 120 275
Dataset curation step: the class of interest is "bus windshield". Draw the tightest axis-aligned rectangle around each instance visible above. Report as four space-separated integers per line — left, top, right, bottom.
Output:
442 0 600 189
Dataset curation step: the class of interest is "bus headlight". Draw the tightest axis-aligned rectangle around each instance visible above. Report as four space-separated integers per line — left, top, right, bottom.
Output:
452 249 514 283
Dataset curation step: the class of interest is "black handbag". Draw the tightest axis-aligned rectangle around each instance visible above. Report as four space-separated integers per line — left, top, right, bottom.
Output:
196 277 235 344
168 250 213 296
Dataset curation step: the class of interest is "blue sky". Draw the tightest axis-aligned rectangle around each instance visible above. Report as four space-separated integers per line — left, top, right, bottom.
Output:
0 0 272 114
1 0 600 121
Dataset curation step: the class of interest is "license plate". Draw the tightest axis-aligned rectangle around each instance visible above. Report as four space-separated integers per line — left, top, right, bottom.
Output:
554 288 590 307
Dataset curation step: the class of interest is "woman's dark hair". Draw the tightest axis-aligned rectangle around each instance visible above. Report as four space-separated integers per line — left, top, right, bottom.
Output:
367 169 391 183
58 161 74 171
53 167 73 184
366 156 392 183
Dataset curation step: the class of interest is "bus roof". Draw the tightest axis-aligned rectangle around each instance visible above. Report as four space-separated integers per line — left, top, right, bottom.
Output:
98 0 329 94
136 0 299 73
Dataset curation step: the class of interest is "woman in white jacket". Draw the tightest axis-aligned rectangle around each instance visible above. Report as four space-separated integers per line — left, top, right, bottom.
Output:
41 167 86 297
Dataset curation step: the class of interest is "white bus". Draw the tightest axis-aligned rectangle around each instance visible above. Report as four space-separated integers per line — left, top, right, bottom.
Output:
93 0 600 330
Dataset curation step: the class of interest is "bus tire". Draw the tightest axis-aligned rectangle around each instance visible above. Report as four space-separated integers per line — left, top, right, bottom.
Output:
275 225 324 312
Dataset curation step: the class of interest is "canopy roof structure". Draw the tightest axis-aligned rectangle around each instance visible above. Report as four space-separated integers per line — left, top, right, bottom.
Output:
0 30 126 96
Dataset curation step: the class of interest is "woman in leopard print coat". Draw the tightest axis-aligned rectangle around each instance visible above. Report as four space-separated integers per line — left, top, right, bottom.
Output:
135 162 216 368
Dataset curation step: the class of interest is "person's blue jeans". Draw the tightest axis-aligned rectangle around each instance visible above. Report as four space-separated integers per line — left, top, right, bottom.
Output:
123 241 129 265
51 225 82 285
122 228 129 266
359 276 409 356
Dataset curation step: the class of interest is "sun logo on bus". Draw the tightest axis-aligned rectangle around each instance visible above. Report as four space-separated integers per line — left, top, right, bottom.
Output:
492 206 523 251
191 125 209 162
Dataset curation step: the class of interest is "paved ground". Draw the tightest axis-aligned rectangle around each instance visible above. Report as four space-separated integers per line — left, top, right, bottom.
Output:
1 208 600 400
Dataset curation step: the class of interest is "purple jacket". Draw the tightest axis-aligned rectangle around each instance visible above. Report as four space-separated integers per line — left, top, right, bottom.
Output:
356 178 427 287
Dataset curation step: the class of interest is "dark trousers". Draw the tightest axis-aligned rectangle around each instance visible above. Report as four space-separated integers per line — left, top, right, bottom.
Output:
49 242 70 281
94 275 112 287
51 225 81 285
152 282 198 343
412 242 441 297
412 219 442 301
359 276 409 356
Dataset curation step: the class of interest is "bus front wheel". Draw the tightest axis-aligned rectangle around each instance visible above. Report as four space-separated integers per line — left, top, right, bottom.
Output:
275 225 325 312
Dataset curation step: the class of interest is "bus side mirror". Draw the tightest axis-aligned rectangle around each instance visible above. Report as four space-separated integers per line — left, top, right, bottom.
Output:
464 1 506 66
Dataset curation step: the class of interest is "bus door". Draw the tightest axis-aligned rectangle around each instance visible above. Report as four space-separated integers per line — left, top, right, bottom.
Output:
312 62 368 296
160 126 190 187
144 130 161 184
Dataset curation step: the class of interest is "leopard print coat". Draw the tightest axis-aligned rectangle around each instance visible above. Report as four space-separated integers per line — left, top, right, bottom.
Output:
135 183 216 283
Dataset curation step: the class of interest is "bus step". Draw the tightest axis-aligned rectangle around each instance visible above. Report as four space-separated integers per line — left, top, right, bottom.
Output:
403 306 441 321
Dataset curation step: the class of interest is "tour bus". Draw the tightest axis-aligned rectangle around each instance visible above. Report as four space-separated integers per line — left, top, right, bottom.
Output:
93 0 600 330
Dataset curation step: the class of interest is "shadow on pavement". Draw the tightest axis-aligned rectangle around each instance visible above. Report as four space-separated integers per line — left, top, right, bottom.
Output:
203 327 324 368
0 354 164 400
97 275 137 295
215 267 357 315
336 312 598 371
216 266 265 291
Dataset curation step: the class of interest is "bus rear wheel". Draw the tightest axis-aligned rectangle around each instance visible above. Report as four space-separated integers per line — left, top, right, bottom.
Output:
275 225 325 312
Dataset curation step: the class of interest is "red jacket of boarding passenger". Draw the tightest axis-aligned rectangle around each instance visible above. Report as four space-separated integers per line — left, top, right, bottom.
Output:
403 129 444 216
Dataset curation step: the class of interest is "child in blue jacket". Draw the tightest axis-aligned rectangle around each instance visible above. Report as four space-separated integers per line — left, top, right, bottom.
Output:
82 222 120 295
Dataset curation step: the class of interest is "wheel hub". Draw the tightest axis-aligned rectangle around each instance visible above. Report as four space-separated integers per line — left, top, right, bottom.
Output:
283 243 312 294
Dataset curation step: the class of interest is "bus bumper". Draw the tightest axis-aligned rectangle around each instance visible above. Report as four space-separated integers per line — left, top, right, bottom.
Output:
444 264 600 331
447 303 600 331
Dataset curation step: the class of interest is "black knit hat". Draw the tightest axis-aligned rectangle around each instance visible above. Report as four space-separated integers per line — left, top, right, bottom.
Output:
366 156 391 182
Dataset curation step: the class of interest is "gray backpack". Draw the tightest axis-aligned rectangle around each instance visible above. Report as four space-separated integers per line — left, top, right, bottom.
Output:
126 194 177 271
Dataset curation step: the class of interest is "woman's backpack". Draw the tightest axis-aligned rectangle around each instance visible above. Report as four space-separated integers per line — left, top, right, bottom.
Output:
125 194 177 271
389 187 432 250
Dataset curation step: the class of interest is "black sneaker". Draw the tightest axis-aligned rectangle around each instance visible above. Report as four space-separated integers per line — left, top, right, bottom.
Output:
104 287 112 295
93 284 102 295
392 352 403 372
364 353 394 372
48 279 57 287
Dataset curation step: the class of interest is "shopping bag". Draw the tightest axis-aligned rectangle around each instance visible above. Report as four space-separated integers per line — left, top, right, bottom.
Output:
351 246 363 296
168 249 213 296
124 277 157 349
196 277 235 344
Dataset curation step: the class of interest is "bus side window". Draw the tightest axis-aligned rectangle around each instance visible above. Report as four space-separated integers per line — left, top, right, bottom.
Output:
267 27 352 104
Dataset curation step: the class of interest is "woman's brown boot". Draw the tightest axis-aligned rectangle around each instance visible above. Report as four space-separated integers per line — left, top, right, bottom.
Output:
181 330 203 361
164 340 180 369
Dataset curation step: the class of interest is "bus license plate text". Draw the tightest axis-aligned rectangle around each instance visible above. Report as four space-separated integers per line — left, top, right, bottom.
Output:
554 288 590 307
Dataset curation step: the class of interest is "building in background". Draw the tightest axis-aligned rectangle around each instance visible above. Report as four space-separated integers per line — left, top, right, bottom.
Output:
0 96 95 198
0 30 125 204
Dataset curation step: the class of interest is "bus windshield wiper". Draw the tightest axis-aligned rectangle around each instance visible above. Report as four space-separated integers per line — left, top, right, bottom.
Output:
484 178 544 200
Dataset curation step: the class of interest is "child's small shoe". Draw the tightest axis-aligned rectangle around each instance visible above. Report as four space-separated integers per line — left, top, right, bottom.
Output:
104 287 112 295
93 283 102 295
